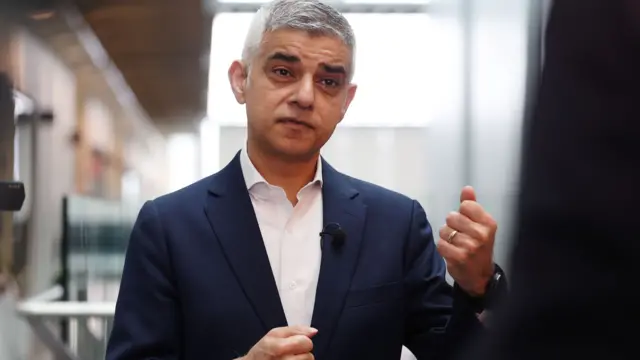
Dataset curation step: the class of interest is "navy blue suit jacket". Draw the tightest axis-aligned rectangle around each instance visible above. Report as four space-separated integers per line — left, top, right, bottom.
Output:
106 153 482 360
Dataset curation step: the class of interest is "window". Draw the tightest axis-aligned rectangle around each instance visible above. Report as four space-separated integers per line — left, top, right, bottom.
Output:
167 133 200 191
13 89 34 180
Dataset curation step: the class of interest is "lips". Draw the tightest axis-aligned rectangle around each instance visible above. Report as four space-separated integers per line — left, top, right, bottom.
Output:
277 117 314 129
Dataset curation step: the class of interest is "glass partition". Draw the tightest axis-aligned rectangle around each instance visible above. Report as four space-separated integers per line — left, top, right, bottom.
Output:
61 195 141 304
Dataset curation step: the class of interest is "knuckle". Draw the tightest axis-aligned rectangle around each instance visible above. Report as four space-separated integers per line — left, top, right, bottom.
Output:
471 224 488 241
302 336 314 352
263 337 279 353
460 200 474 213
480 227 493 242
448 253 463 265
281 335 311 355
436 239 449 252
438 226 448 239
271 340 288 357
488 218 498 231
446 212 458 224
459 252 470 263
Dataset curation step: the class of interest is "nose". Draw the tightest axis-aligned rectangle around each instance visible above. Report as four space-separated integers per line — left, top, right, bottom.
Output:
291 75 315 110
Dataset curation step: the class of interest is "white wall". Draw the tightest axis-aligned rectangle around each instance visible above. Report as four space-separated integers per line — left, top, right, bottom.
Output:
468 0 529 266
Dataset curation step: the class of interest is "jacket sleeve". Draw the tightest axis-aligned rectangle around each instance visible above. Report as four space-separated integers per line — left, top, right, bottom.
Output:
106 200 182 360
403 200 484 360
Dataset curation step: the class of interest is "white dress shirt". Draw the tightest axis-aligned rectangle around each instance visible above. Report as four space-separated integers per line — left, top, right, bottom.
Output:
240 147 324 327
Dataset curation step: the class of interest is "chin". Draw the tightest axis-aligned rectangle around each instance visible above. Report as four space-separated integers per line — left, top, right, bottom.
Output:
272 142 318 161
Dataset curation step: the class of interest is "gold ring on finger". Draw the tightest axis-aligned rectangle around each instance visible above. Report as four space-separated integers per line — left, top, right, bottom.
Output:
447 230 459 243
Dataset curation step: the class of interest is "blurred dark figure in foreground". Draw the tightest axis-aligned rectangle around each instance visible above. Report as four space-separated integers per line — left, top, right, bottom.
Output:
469 1 640 359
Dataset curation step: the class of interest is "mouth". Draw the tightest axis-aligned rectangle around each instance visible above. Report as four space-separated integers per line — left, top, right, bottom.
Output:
277 117 314 129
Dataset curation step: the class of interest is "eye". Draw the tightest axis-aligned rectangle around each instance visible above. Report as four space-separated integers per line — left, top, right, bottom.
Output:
321 78 341 88
273 68 292 77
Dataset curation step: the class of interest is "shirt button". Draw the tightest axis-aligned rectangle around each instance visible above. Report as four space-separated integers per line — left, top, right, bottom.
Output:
289 281 297 290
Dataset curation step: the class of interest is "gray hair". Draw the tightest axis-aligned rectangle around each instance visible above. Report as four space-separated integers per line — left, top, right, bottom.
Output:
241 0 356 80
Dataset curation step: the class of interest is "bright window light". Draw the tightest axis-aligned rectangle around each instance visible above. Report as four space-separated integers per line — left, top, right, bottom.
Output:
207 13 433 128
217 0 430 4
167 134 199 191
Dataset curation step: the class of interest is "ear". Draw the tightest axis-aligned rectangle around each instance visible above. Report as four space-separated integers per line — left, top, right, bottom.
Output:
339 83 358 122
228 60 248 104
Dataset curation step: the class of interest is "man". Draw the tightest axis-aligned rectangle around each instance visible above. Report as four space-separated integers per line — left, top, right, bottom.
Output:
468 0 640 359
106 1 506 359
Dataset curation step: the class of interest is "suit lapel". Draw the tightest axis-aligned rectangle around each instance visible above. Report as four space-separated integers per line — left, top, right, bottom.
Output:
204 152 287 332
311 160 367 359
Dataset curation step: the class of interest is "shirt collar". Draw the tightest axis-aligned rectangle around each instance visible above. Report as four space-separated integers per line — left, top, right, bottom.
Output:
240 144 323 190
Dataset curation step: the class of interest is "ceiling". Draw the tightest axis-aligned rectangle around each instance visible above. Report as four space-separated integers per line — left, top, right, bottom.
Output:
72 0 212 133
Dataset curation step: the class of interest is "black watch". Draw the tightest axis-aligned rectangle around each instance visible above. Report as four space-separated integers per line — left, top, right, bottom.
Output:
483 263 508 310
463 263 508 313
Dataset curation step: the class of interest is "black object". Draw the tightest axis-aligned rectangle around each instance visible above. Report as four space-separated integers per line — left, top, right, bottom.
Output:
319 223 346 250
468 2 640 359
0 181 25 212
461 263 508 314
483 263 508 311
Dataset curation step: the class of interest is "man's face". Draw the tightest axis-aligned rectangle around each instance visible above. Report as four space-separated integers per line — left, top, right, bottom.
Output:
229 29 357 161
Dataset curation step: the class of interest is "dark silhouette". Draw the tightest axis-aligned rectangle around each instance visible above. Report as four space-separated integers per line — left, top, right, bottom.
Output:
470 1 640 359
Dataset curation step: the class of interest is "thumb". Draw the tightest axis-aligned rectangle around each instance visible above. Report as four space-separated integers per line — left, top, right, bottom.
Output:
460 185 476 203
270 326 318 338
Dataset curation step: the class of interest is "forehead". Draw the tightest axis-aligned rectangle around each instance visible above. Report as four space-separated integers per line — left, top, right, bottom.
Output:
258 29 352 65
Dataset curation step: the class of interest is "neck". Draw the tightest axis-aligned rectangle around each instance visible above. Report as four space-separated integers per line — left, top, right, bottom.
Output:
246 142 319 203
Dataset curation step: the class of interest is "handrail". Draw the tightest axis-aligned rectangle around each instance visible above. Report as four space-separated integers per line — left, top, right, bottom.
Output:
16 287 117 360
24 284 64 302
17 301 115 319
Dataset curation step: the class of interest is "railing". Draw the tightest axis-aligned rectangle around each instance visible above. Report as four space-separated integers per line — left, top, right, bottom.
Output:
16 286 115 360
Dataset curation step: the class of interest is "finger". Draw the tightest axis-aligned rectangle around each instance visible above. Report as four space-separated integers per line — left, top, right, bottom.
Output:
446 212 487 241
459 200 496 227
269 326 318 338
438 225 454 243
282 354 315 360
436 238 466 262
460 185 476 203
439 226 475 249
278 334 314 356
449 232 482 254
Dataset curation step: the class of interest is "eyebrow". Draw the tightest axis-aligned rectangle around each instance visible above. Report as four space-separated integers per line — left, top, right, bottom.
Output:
322 64 346 75
267 52 300 63
267 52 347 76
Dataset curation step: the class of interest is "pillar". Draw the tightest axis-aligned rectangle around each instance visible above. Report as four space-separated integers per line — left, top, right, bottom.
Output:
0 18 16 275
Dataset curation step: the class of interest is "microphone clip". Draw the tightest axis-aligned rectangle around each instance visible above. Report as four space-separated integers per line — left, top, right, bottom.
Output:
320 222 346 250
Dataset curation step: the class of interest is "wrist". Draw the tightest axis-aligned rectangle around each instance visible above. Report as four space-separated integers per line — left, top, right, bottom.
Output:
455 263 508 313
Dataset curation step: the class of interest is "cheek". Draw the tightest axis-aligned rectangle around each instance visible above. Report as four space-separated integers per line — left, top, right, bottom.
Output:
245 92 278 120
318 99 347 127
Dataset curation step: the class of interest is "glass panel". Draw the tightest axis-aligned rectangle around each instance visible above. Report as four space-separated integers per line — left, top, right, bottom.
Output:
63 195 140 303
208 13 432 127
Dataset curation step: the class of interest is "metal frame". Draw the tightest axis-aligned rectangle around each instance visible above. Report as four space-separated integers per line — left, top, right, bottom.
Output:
460 0 473 187
16 286 115 360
